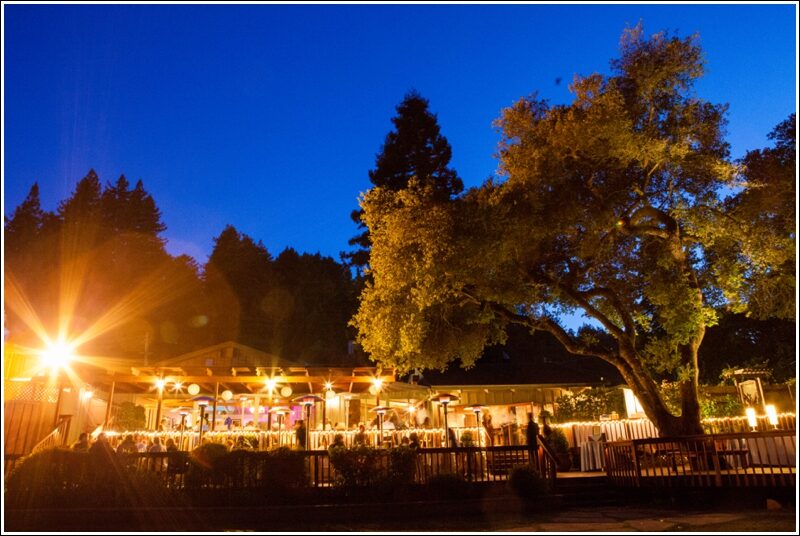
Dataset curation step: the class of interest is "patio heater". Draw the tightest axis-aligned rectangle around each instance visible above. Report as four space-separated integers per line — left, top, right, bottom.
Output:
431 393 460 447
463 404 487 447
178 407 190 450
192 395 214 445
292 394 324 450
268 406 290 447
370 406 392 446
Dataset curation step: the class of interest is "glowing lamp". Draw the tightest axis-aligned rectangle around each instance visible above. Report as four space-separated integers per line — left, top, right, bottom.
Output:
765 405 779 428
187 383 200 396
280 386 293 398
745 407 757 431
221 390 233 401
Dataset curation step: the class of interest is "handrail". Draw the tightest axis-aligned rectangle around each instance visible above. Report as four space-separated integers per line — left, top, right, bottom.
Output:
30 418 70 455
537 434 559 489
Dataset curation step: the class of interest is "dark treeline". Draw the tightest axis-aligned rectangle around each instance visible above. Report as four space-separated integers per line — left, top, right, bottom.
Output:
4 170 362 366
4 93 794 381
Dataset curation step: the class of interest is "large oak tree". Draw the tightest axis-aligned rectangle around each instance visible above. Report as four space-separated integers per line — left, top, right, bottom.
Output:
352 26 794 436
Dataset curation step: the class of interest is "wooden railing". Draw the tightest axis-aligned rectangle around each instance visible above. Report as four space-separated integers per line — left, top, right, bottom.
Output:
29 418 70 455
701 414 796 434
4 445 551 492
606 430 796 488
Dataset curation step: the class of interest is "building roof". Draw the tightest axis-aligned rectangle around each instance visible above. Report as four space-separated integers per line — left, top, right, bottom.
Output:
410 328 623 388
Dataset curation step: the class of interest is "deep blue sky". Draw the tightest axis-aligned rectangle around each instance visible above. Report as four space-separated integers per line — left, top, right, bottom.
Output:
4 4 797 266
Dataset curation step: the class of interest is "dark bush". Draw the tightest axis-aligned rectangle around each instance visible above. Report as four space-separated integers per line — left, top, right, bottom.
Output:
4 447 174 509
425 472 469 498
328 445 381 488
186 442 230 488
264 446 306 489
388 446 417 485
508 464 549 499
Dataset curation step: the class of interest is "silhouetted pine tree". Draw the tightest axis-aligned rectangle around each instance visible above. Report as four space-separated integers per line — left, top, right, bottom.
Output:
344 91 462 273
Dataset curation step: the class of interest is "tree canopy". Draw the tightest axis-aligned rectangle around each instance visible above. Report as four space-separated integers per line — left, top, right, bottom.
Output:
352 25 795 436
344 91 463 272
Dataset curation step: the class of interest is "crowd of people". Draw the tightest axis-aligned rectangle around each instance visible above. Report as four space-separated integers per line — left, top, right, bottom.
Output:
71 432 181 455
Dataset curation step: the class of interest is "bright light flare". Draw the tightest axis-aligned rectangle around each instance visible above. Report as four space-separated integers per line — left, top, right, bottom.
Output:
39 340 76 371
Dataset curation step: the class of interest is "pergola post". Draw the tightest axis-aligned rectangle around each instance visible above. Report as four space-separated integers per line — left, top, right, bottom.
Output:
103 380 116 429
212 382 219 431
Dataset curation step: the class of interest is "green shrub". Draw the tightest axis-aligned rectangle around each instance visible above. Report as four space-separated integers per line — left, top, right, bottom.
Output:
265 446 306 489
508 464 548 499
186 442 230 488
700 394 744 418
554 387 626 422
4 447 173 509
388 446 417 485
328 445 381 487
113 401 147 431
544 428 569 455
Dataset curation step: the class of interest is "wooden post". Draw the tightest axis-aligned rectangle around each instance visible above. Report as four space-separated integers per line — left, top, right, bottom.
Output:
756 377 767 413
211 382 219 431
103 380 116 429
154 378 164 431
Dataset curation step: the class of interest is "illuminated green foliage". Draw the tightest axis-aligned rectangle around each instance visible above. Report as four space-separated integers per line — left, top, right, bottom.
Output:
353 25 794 437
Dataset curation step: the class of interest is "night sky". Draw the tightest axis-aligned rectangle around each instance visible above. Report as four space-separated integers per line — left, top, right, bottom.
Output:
4 4 796 265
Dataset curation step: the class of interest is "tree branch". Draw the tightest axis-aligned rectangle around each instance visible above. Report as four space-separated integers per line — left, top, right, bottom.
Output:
552 281 628 343
458 285 616 363
580 287 637 344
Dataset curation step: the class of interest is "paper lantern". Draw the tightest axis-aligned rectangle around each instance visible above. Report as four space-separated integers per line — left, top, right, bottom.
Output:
280 386 293 397
187 383 200 396
221 390 233 401
325 389 336 400
368 385 378 395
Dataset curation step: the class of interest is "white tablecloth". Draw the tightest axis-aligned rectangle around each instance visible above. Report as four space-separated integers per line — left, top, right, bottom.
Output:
580 440 606 471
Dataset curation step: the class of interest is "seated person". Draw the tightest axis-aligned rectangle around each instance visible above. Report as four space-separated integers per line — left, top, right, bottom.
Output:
354 424 368 446
330 433 346 448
